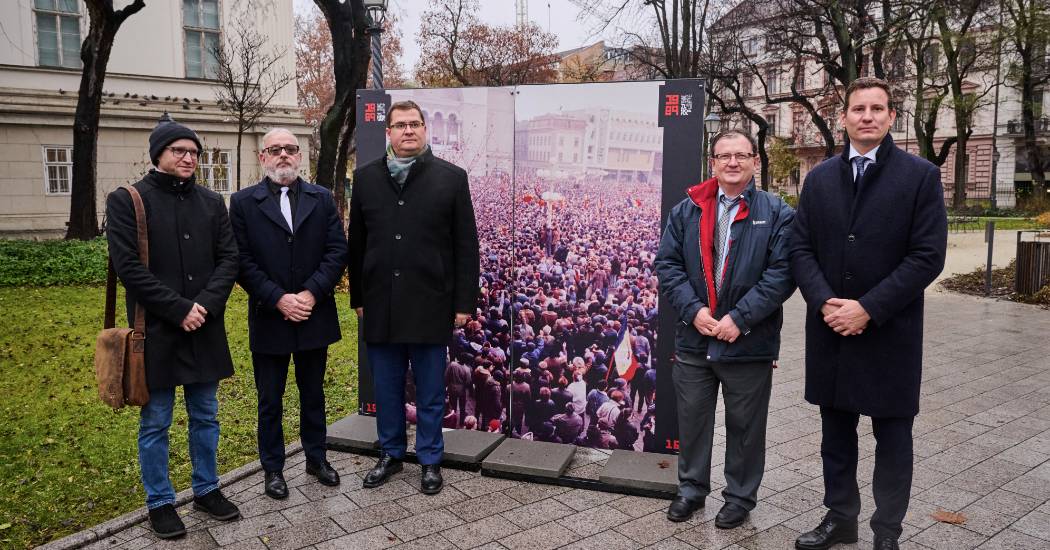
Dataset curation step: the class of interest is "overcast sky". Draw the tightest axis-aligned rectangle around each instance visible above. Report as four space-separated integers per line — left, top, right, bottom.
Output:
293 0 608 75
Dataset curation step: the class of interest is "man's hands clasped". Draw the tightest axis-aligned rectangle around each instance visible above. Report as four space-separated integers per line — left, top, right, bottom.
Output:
277 290 316 322
692 307 742 343
821 297 870 336
181 303 208 332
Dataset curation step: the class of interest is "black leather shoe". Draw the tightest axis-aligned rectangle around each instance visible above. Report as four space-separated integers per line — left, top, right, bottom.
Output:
306 460 340 487
192 489 240 521
362 453 403 488
421 464 443 495
873 537 900 550
264 471 288 500
148 504 186 539
666 495 704 522
795 515 859 550
715 502 750 529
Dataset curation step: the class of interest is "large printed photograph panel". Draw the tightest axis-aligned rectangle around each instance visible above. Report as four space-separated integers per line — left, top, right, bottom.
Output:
507 82 663 451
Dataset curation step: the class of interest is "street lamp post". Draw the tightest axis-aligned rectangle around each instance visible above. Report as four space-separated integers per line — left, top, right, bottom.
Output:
703 112 721 180
363 0 389 89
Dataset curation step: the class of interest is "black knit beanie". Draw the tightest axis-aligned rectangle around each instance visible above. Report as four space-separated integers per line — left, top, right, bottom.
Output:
148 112 202 166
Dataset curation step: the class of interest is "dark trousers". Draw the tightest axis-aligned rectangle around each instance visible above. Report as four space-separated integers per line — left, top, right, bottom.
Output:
672 351 773 509
252 347 329 472
367 343 447 465
820 407 914 540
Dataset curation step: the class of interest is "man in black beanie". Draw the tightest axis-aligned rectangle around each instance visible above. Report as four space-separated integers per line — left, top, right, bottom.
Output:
106 113 241 539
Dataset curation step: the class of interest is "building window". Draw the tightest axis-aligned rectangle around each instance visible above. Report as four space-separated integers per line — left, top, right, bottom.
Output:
42 146 73 195
183 0 221 79
196 149 231 193
892 112 905 132
766 68 780 94
34 0 82 69
765 114 777 136
794 67 806 91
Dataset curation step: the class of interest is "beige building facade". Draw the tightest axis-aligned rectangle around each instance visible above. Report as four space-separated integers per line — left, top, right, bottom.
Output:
0 0 309 237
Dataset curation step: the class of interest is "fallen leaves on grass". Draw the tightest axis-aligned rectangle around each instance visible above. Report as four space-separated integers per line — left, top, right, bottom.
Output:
931 509 967 524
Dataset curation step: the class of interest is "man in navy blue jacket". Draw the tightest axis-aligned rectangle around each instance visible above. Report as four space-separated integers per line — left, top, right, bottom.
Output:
790 78 947 550
655 130 795 528
230 128 348 500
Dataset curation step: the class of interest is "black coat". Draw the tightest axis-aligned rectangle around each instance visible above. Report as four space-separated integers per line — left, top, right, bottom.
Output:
349 149 481 344
789 135 947 417
229 178 348 354
105 170 238 390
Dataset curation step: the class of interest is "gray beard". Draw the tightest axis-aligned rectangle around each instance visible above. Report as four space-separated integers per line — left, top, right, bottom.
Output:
266 166 298 184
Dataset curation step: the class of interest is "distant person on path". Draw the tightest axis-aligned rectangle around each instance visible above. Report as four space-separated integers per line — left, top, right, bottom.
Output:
105 114 241 538
229 128 347 501
790 77 947 550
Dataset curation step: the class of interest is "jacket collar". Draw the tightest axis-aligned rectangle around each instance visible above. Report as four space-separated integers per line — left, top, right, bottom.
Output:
145 169 196 195
250 176 316 200
250 176 319 234
839 133 896 165
686 176 756 208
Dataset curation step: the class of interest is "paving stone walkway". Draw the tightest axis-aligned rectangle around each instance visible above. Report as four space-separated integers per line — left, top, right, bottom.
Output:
67 290 1050 549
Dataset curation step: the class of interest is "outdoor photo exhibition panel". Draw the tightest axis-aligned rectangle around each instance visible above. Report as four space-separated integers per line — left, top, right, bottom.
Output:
355 79 705 460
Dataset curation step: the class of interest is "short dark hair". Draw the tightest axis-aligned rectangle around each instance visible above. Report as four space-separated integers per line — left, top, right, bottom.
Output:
388 100 425 127
709 129 758 156
844 77 894 110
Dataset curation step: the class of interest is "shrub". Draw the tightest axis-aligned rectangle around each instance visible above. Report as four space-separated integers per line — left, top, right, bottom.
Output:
0 238 109 286
1036 211 1050 228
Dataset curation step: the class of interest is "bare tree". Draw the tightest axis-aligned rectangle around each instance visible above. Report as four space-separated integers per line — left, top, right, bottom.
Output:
416 0 560 87
66 0 146 240
1003 0 1050 206
313 0 371 216
212 20 294 190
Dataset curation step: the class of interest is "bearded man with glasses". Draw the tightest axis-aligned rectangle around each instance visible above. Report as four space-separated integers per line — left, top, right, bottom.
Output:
655 129 795 528
229 128 348 500
105 114 241 538
349 100 480 495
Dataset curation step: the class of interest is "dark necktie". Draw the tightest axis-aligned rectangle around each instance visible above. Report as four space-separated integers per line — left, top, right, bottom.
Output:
854 156 870 184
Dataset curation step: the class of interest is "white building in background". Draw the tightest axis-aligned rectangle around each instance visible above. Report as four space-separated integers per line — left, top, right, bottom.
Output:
0 0 308 237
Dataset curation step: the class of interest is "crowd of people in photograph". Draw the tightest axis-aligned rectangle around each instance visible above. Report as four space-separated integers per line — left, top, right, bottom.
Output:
400 172 666 451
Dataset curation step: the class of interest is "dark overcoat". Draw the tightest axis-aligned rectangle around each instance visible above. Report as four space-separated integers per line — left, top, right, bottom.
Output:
789 135 947 417
229 178 348 354
348 149 481 344
105 170 239 390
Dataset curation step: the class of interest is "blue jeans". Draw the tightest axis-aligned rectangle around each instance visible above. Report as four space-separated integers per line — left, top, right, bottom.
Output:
138 382 220 509
366 343 447 465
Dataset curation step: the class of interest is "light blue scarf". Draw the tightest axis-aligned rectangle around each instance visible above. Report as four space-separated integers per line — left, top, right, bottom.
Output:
386 144 429 186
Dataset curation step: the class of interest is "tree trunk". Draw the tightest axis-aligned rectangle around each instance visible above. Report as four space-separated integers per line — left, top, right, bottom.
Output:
235 128 244 191
1020 67 1048 207
314 0 369 220
67 1 145 240
953 141 968 209
757 126 770 190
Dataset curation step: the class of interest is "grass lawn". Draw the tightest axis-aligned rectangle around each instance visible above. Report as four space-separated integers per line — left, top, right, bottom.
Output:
952 217 1048 231
0 285 359 548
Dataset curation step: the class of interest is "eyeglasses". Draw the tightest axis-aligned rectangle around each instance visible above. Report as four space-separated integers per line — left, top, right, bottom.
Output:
389 121 425 131
263 145 301 156
166 146 200 160
712 152 757 163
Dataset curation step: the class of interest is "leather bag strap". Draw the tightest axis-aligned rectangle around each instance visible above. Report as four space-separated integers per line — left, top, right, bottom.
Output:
124 185 148 336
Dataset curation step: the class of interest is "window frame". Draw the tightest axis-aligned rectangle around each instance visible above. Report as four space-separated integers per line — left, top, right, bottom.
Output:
33 0 83 70
182 0 222 80
41 145 74 196
195 148 232 194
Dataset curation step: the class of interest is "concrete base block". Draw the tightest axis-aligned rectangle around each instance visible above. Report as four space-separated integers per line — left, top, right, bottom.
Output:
599 449 678 494
326 414 378 452
482 438 575 479
440 429 505 466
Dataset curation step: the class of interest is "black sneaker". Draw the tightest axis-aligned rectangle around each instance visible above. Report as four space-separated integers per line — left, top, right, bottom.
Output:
193 489 241 521
148 504 186 539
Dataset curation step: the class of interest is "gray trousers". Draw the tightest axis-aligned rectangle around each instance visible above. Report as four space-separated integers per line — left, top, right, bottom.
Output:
672 351 773 510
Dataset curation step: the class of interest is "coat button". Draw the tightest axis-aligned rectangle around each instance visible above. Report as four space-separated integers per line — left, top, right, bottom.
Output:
847 234 856 242
844 272 853 280
394 269 401 277
287 236 293 243
187 274 194 281
183 233 190 240
395 233 402 240
398 200 405 206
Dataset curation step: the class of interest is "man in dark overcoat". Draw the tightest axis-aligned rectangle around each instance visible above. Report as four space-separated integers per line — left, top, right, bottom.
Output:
229 128 348 500
789 77 947 550
105 114 241 539
349 100 481 495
